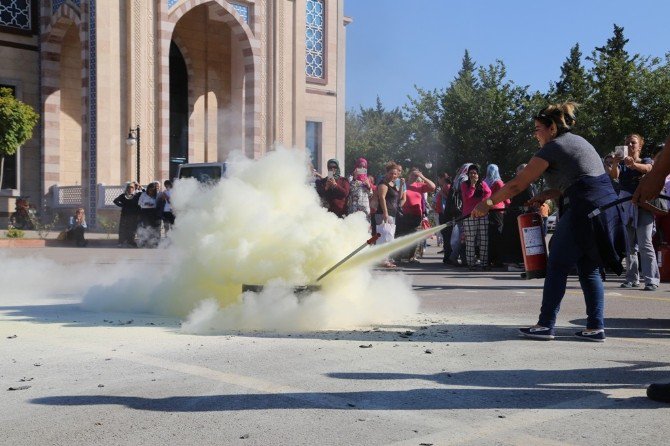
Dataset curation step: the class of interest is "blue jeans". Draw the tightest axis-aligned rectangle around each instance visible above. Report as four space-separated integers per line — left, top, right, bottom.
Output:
538 208 605 330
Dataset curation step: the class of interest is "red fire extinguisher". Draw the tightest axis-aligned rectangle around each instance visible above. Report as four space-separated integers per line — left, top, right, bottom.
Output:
517 212 548 279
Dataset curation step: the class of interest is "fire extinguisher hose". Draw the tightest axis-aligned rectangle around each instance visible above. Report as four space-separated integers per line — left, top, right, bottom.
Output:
587 194 670 218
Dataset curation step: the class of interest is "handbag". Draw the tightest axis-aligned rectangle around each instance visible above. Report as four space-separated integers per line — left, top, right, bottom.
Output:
378 222 396 244
638 196 669 216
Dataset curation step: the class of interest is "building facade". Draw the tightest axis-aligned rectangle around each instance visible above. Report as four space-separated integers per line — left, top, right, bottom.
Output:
0 0 349 224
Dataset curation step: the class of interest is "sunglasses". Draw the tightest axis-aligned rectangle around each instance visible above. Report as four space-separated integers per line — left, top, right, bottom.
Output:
534 112 553 125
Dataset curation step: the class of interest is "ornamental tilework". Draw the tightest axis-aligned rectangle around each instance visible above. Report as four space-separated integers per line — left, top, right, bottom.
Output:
167 0 179 9
88 0 98 226
52 0 81 14
305 0 324 79
232 3 249 23
0 0 32 31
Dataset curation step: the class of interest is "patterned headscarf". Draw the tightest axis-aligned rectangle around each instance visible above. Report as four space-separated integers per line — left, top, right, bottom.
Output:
453 163 472 190
327 159 341 179
353 157 368 182
484 164 501 187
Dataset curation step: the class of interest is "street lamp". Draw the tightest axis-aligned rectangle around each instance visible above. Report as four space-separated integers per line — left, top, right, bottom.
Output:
125 125 140 182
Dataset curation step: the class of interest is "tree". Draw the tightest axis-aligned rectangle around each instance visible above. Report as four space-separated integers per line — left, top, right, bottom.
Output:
635 54 670 152
586 25 641 153
344 96 413 176
0 87 39 189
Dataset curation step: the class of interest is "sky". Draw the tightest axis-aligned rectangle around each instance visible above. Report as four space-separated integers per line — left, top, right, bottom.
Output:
344 0 670 110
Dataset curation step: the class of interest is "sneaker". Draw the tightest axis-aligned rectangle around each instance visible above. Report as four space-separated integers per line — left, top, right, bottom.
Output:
644 284 659 291
574 329 606 342
620 281 640 288
647 382 670 403
519 326 555 340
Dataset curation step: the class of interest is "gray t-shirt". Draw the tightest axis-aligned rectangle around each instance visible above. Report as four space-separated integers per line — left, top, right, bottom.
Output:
534 132 606 192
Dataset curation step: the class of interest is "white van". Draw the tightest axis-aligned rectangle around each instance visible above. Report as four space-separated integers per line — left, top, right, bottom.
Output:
176 162 226 184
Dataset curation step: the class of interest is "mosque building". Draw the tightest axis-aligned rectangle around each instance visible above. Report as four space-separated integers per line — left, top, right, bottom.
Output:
0 0 349 224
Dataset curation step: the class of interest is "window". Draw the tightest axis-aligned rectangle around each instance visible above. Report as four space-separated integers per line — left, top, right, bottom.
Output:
0 0 38 35
0 85 18 190
306 121 322 169
305 0 325 81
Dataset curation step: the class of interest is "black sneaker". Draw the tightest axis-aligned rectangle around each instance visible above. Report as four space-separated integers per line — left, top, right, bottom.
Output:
647 383 670 403
519 326 555 340
574 329 606 342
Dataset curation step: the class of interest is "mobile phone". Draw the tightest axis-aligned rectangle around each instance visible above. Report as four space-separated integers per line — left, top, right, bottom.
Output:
614 145 628 158
327 171 334 179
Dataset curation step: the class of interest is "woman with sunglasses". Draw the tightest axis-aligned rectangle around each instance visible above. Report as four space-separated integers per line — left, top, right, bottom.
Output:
471 102 626 342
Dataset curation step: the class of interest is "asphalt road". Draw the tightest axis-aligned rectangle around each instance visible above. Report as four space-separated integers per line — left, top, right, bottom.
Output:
2 243 670 445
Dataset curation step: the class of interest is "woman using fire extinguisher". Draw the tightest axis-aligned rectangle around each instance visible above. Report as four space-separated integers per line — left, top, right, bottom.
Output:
472 102 626 342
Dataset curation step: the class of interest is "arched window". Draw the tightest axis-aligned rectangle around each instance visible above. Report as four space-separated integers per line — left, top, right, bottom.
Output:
305 0 325 82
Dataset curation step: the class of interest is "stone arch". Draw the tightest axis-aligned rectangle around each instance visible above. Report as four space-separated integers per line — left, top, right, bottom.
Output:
169 35 196 165
40 3 89 195
157 0 260 179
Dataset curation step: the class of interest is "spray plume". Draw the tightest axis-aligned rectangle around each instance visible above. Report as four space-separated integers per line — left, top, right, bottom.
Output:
82 148 424 333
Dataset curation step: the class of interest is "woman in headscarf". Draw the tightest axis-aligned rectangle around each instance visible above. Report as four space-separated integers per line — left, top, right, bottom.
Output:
316 159 350 217
347 157 373 222
484 164 509 266
461 164 492 269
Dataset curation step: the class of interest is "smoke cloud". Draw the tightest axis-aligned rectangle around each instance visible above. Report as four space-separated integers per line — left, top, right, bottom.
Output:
81 148 421 333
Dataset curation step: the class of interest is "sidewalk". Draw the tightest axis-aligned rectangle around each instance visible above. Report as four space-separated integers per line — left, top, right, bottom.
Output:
0 229 119 248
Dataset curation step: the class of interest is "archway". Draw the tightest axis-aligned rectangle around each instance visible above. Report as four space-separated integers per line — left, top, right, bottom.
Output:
169 41 189 180
159 0 260 179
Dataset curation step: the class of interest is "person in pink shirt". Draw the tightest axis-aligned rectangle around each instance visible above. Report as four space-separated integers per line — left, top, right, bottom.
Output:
396 167 436 262
484 164 510 266
461 164 492 270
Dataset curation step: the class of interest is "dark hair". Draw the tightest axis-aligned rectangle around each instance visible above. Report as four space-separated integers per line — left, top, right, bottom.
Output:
534 102 578 136
467 164 480 173
164 180 173 187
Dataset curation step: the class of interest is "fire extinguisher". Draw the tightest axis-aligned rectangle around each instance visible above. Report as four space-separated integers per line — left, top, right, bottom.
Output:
517 212 548 279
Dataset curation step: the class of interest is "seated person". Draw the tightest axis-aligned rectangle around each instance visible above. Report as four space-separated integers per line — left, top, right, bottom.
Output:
66 207 88 247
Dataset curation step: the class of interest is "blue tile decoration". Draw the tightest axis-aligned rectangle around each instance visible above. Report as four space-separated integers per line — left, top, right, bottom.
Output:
305 0 324 78
52 0 81 14
1 0 32 31
232 3 249 23
88 0 98 226
167 0 179 9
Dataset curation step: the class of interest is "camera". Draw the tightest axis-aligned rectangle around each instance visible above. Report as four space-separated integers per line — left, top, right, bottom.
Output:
614 145 628 159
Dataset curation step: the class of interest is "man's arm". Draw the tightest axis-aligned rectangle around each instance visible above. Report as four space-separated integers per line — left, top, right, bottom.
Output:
633 136 670 203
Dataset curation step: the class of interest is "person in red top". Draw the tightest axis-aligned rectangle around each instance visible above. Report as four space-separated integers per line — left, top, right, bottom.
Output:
484 164 510 266
461 164 492 270
316 159 350 218
396 167 436 262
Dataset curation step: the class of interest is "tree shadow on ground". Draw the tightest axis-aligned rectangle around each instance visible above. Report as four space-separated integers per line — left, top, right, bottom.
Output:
30 361 667 411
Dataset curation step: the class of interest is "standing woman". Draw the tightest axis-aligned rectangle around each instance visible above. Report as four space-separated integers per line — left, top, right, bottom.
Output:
472 102 626 342
609 134 659 291
375 162 405 268
461 164 492 270
484 164 509 266
113 183 140 247
347 157 374 222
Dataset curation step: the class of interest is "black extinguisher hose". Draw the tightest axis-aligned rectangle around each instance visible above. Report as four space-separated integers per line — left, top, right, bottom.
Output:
587 194 670 218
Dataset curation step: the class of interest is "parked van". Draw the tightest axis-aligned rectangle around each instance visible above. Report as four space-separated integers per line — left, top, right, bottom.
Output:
176 162 226 184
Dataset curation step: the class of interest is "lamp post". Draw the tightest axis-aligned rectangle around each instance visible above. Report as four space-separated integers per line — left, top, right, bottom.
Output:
125 125 140 182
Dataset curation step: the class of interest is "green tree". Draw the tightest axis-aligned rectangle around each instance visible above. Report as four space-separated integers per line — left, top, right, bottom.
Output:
586 24 641 153
0 87 39 188
635 54 670 152
344 96 413 176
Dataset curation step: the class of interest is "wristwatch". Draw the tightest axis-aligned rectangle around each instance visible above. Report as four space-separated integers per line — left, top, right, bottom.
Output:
485 199 494 207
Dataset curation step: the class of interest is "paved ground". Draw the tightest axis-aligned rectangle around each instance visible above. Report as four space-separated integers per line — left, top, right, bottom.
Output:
2 242 670 445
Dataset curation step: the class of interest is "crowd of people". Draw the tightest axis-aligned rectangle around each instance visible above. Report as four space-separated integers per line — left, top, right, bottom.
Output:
112 180 174 248
314 155 546 272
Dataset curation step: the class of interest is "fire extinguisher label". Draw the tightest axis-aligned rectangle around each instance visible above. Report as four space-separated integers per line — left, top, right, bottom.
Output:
522 226 545 256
